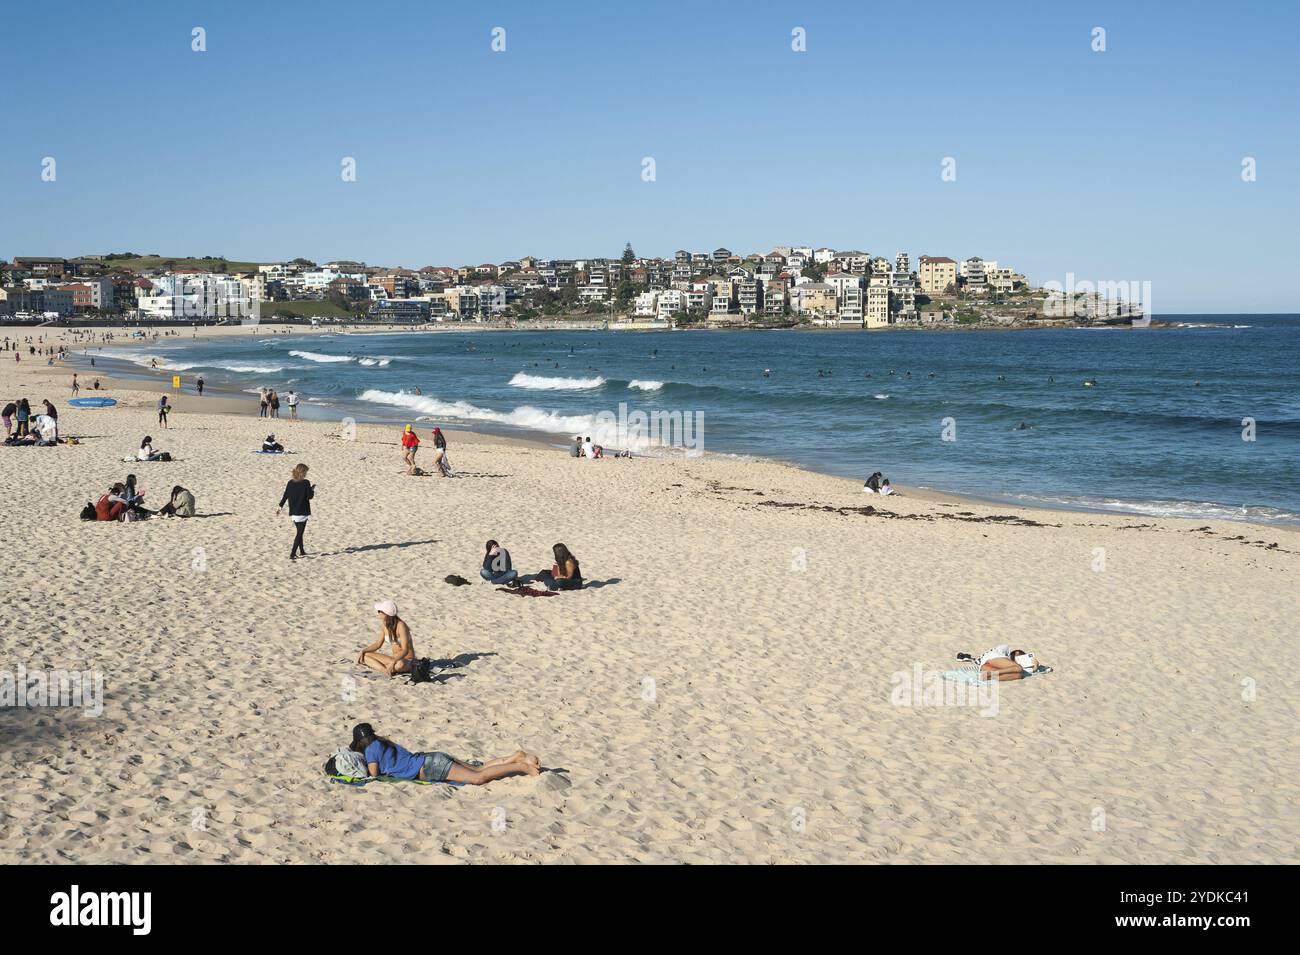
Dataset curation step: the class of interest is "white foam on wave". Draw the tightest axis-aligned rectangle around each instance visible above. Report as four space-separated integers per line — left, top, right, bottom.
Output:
509 372 606 391
628 380 664 391
1003 492 1300 527
289 350 354 364
357 388 660 450
357 357 392 367
873 393 890 399
108 350 284 374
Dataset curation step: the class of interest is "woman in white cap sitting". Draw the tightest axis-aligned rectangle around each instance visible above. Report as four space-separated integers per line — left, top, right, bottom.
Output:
356 600 416 677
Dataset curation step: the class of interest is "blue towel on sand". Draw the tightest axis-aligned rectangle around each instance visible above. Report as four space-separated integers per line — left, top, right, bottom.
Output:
941 665 1053 685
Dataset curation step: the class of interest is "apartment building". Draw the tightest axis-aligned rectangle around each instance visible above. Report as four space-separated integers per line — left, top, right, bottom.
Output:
138 272 250 319
685 285 713 315
737 279 762 315
794 282 837 316
866 275 891 328
655 288 684 319
633 291 658 317
918 256 958 294
762 278 788 316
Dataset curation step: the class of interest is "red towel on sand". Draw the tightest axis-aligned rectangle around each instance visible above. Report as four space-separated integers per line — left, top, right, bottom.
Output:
498 586 556 598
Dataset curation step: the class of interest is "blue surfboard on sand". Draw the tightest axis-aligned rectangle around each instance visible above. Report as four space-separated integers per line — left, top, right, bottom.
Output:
68 397 117 408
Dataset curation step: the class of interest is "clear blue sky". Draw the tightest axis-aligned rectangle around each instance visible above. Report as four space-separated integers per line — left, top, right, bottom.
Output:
2 0 1297 312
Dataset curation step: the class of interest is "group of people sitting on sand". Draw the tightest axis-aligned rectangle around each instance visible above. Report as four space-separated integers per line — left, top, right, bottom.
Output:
400 424 451 477
89 475 195 522
569 435 631 459
863 471 895 495
3 399 60 445
479 540 583 590
353 542 582 681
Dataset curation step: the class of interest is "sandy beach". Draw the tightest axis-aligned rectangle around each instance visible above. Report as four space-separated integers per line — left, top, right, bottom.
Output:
0 327 1296 864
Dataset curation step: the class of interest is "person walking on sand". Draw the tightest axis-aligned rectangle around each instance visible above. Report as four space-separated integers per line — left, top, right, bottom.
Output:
196 376 204 397
356 600 416 677
71 374 80 396
277 462 314 560
344 723 540 786
430 427 450 477
401 424 420 475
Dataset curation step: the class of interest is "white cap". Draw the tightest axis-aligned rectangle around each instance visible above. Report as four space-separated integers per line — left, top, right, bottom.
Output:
1013 652 1036 672
374 599 398 617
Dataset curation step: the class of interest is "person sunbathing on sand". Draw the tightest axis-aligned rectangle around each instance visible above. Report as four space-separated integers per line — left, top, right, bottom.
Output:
347 722 540 785
960 645 1041 681
356 599 416 677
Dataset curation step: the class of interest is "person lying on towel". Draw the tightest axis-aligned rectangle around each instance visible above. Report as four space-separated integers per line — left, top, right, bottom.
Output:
335 722 541 786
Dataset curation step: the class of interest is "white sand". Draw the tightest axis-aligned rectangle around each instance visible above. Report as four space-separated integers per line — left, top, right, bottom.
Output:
0 331 1296 864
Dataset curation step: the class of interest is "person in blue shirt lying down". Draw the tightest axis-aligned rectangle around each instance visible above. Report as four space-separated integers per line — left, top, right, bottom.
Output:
348 723 540 785
480 539 518 585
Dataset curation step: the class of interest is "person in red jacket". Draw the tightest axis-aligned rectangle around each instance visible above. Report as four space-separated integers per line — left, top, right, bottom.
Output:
401 424 420 475
95 483 128 522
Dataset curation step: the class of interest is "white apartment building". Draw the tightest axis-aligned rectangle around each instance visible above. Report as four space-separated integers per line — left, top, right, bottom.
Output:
633 291 658 317
138 273 250 319
655 288 684 319
839 284 864 325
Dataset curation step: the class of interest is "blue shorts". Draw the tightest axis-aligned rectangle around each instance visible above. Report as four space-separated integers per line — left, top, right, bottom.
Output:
421 751 454 783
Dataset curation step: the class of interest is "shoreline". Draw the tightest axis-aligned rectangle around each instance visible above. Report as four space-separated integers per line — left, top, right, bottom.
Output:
16 322 1300 532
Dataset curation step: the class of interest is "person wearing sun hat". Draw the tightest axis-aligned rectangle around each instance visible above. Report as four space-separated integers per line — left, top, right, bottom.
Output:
401 424 420 475
357 599 416 677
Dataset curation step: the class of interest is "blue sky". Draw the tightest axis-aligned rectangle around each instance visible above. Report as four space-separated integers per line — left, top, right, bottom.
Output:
2 0 1297 312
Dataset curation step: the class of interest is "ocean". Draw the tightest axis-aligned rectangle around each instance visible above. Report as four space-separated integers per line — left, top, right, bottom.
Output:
87 315 1300 526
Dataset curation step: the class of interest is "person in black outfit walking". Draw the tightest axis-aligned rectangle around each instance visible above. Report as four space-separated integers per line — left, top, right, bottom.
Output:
278 462 314 559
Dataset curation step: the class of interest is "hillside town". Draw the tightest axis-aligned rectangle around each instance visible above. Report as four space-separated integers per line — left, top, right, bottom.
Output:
0 246 1138 328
